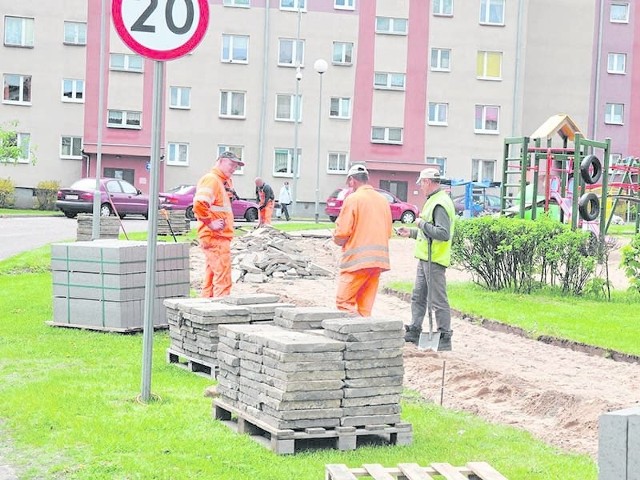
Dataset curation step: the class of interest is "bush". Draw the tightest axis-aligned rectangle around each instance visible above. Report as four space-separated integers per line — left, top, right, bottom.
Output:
0 177 15 208
621 234 640 293
35 180 60 210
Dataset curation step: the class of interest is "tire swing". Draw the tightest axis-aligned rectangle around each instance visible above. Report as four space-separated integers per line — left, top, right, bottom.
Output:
580 155 602 185
578 193 600 221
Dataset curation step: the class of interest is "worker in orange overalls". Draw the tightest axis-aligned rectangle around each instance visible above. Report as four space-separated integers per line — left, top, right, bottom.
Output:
255 177 275 226
332 164 393 316
193 151 244 297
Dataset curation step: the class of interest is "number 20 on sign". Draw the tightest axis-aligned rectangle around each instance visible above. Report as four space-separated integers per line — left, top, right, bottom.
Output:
112 0 210 61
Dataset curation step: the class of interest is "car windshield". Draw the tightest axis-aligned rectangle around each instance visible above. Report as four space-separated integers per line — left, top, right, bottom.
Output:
70 179 97 191
166 185 193 194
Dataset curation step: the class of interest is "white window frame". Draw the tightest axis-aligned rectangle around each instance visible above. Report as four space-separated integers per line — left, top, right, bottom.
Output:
607 53 626 74
332 42 353 66
273 148 301 177
479 0 505 26
107 110 142 129
334 0 355 10
330 97 351 119
62 79 84 103
2 74 31 104
280 0 307 12
328 152 349 173
275 94 302 122
472 159 496 183
169 86 191 109
428 103 448 126
220 91 246 118
218 145 245 174
477 50 502 80
167 142 190 166
605 103 624 125
433 0 453 16
3 16 34 47
60 136 82 159
109 53 144 72
3 132 31 164
278 38 305 67
426 157 447 176
430 48 451 71
63 21 86 45
371 127 403 145
223 0 250 7
221 34 249 63
610 3 629 23
475 105 500 134
374 72 406 90
375 17 408 35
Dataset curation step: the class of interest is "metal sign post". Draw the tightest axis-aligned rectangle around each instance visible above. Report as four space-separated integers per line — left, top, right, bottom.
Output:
112 0 209 403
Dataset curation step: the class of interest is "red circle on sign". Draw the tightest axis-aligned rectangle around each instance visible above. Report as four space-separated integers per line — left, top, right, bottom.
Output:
112 0 209 61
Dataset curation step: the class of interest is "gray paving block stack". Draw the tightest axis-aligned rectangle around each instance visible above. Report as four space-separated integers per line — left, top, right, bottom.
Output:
273 306 352 330
51 240 190 331
157 210 190 236
598 406 640 480
222 293 295 323
217 324 346 430
76 214 120 241
321 317 405 427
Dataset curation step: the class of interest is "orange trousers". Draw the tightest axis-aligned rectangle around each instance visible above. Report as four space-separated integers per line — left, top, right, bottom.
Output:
336 267 382 317
200 239 232 298
259 201 274 225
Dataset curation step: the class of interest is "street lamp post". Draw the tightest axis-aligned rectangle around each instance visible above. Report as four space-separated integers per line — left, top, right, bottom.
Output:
313 58 328 224
291 66 302 217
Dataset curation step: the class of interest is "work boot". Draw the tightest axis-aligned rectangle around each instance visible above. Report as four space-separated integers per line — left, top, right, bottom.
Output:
404 326 421 344
437 330 453 351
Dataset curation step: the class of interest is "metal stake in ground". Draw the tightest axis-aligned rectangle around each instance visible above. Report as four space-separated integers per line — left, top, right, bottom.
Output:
159 208 178 242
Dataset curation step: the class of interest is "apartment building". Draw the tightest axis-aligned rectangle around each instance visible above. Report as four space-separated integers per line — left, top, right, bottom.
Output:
0 0 634 213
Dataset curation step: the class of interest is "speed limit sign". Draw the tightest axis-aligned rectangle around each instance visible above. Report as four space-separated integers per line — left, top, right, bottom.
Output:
112 0 209 61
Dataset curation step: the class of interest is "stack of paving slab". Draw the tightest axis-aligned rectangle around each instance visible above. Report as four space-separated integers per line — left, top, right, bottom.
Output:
157 209 190 236
76 214 120 241
50 240 190 331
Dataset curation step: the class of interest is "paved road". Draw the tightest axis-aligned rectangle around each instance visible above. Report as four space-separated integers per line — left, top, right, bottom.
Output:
0 216 149 261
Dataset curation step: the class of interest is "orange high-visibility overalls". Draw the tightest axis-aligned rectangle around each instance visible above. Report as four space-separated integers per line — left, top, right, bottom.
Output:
258 186 274 225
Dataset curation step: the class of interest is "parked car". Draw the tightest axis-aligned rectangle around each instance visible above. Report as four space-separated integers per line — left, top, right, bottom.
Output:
325 187 419 223
452 193 503 216
159 184 259 222
56 178 149 219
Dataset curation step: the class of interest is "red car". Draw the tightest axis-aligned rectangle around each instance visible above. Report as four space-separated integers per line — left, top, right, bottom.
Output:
159 185 259 222
325 187 419 223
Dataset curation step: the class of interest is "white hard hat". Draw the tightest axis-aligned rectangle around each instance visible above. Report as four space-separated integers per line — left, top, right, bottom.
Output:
347 164 369 177
416 167 441 184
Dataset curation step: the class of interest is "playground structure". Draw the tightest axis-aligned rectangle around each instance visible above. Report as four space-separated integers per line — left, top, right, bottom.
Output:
500 114 640 238
450 179 502 218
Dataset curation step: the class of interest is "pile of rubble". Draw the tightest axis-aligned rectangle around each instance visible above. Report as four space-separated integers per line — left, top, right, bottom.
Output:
231 226 334 283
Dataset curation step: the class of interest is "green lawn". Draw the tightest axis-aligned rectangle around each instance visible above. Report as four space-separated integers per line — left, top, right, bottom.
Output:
0 208 62 216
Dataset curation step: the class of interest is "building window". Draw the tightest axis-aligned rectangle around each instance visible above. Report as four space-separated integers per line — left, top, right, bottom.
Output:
275 94 302 122
63 21 87 45
477 51 502 79
278 38 304 67
430 48 451 71
330 97 351 119
428 103 448 125
374 72 406 90
223 0 250 7
332 42 353 65
479 0 505 26
167 143 189 166
62 79 84 102
334 0 355 10
220 91 246 118
605 103 624 124
110 53 144 72
107 110 142 129
433 0 453 16
274 148 301 176
426 156 447 176
475 105 499 133
218 145 245 174
3 132 31 164
61 136 82 159
3 74 31 104
170 86 191 109
221 34 249 63
375 17 408 35
280 0 306 12
371 127 403 144
4 16 34 47
610 3 629 23
472 159 496 182
328 152 349 173
607 53 626 74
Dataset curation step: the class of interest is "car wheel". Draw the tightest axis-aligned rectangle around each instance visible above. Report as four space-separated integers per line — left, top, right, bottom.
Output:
100 203 113 217
401 211 416 224
142 212 149 220
118 212 127 219
186 206 196 221
63 211 77 219
244 207 258 222
329 216 337 223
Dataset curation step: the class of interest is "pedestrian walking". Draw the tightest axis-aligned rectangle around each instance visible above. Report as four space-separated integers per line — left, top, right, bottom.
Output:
396 167 456 351
193 151 245 298
332 164 393 317
278 181 292 221
255 177 275 226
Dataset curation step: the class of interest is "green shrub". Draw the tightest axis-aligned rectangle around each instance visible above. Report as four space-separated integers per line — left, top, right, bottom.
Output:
0 177 15 208
35 180 60 210
621 234 640 293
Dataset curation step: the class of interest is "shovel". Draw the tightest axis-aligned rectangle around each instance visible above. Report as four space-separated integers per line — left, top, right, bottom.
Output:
418 237 441 351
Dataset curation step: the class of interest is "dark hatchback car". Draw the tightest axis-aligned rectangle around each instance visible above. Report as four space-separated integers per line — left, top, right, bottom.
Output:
56 178 149 219
159 184 260 222
325 187 419 223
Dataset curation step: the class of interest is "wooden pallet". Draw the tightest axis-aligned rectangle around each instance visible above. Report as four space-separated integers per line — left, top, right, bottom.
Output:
214 398 413 455
325 462 508 480
166 348 216 379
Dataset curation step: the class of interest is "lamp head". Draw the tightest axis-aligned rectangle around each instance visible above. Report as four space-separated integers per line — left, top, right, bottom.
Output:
313 59 328 74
